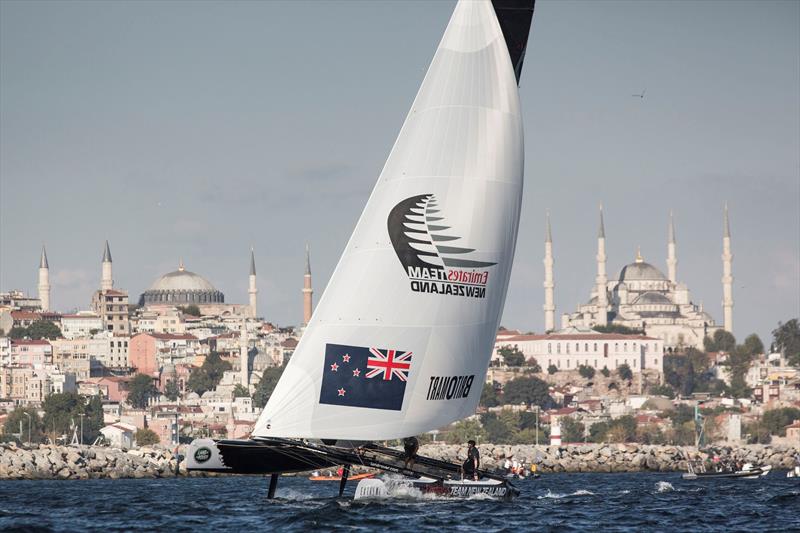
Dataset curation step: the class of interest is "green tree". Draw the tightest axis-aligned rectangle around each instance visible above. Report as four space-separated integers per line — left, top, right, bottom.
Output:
578 365 595 380
127 374 158 409
773 319 800 366
179 304 201 317
84 394 105 443
502 376 553 408
445 418 486 445
8 326 29 339
649 384 675 399
480 411 515 444
617 364 633 381
664 354 693 395
498 345 525 367
548 364 558 375
712 329 736 352
164 380 180 402
666 404 695 427
525 359 542 373
3 407 44 444
561 417 585 443
232 384 249 398
480 381 500 408
252 365 286 408
42 392 86 442
600 366 610 377
589 421 609 442
187 352 232 395
592 324 643 335
761 407 800 436
743 334 764 357
135 428 160 446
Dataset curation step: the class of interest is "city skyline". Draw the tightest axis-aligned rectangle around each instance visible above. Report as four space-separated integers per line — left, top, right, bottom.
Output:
1 0 798 344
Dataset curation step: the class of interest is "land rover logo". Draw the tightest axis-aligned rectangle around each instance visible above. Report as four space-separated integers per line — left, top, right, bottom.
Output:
194 447 212 463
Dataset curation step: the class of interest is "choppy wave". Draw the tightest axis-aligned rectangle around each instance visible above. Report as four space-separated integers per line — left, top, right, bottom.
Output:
538 489 595 499
654 481 674 493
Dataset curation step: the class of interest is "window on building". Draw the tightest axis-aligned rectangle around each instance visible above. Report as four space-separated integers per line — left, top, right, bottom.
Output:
615 343 619 351
567 359 570 368
585 343 589 352
575 343 579 352
548 343 551 354
594 343 598 351
557 344 561 354
624 343 627 351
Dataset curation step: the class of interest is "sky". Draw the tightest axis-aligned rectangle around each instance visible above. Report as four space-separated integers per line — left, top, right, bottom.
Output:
1 0 798 345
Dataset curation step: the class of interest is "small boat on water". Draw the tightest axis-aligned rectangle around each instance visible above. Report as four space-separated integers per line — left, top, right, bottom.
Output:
683 461 772 480
787 466 800 478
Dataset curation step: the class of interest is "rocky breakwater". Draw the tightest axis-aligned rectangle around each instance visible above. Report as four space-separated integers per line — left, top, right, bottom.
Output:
0 443 183 480
418 443 800 473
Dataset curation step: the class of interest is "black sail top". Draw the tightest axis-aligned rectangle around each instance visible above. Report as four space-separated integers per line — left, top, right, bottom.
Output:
491 0 535 85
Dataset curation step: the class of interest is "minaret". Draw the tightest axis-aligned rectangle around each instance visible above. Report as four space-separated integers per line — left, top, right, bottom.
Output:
38 245 51 312
240 318 249 388
302 244 313 325
248 247 258 318
722 203 734 333
667 211 677 284
595 205 608 326
543 210 555 332
101 240 113 290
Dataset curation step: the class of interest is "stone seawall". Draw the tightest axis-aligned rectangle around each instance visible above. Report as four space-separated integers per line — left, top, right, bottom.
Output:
0 443 184 480
419 443 800 473
1 442 798 479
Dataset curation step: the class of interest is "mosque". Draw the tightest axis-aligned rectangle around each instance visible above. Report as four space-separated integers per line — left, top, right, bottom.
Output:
543 205 735 352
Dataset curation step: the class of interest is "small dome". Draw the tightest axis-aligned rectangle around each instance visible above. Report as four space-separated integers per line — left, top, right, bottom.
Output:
633 291 672 305
149 269 217 292
618 262 667 282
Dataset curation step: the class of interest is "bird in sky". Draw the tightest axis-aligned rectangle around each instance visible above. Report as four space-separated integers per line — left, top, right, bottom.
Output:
632 88 646 99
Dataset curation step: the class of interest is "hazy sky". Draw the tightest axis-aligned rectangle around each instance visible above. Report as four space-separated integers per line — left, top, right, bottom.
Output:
1 0 798 345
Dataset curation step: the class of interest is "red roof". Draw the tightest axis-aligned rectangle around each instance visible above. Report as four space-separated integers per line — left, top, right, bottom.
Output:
11 339 51 346
281 338 299 348
103 290 128 297
146 333 198 341
10 311 41 319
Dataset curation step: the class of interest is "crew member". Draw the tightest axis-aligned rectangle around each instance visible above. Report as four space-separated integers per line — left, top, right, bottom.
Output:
403 436 419 469
461 439 480 481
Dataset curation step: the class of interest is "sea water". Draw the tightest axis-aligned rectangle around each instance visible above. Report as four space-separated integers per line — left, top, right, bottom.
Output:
1 472 798 531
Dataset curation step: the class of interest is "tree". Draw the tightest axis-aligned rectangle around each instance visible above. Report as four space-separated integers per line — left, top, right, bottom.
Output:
600 366 610 378
617 363 633 381
525 359 542 373
712 329 736 352
8 326 29 339
480 412 515 443
135 428 160 447
127 374 158 409
649 384 675 399
187 352 232 395
84 394 105 443
252 365 286 408
164 380 180 401
232 384 249 398
498 345 525 367
773 319 800 366
502 376 553 408
548 364 558 375
179 305 201 317
561 417 585 443
3 407 44 444
592 324 643 335
480 382 500 408
761 407 800 436
9 321 63 340
42 392 87 442
743 334 764 357
578 365 595 380
445 418 486 445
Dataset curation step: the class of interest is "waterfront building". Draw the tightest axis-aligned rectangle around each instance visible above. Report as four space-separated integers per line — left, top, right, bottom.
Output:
10 339 53 366
557 207 732 351
492 327 663 374
0 290 41 311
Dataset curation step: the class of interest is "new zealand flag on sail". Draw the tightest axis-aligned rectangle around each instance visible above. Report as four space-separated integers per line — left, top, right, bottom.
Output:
319 343 412 411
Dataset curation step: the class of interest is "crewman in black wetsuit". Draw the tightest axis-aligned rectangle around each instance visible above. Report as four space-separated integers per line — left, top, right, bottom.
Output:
403 436 419 469
461 439 480 481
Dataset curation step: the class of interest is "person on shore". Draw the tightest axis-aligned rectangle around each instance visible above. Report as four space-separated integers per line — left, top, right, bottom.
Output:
461 439 480 481
403 436 419 469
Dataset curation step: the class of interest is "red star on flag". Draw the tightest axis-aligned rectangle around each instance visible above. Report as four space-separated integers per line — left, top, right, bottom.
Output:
352 368 361 377
338 388 346 396
330 362 339 372
342 354 351 363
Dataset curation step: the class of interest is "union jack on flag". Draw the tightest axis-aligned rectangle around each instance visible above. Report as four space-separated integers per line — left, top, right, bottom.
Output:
319 343 412 411
366 348 413 381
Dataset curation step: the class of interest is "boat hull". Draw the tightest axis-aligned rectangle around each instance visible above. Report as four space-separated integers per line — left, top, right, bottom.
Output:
682 465 771 480
354 477 518 501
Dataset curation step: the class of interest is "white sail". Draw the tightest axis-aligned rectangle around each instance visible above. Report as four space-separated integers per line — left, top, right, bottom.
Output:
254 0 527 440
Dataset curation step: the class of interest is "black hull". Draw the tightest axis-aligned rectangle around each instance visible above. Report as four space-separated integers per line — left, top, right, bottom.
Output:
214 439 342 475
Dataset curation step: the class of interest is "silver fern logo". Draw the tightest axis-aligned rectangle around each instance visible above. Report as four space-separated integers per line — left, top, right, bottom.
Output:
387 194 496 298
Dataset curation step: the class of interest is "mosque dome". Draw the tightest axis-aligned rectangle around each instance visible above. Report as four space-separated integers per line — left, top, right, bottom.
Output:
617 250 668 283
633 291 672 305
139 261 224 307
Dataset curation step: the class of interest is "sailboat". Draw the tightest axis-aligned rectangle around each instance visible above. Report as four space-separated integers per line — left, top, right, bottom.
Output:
187 0 535 500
